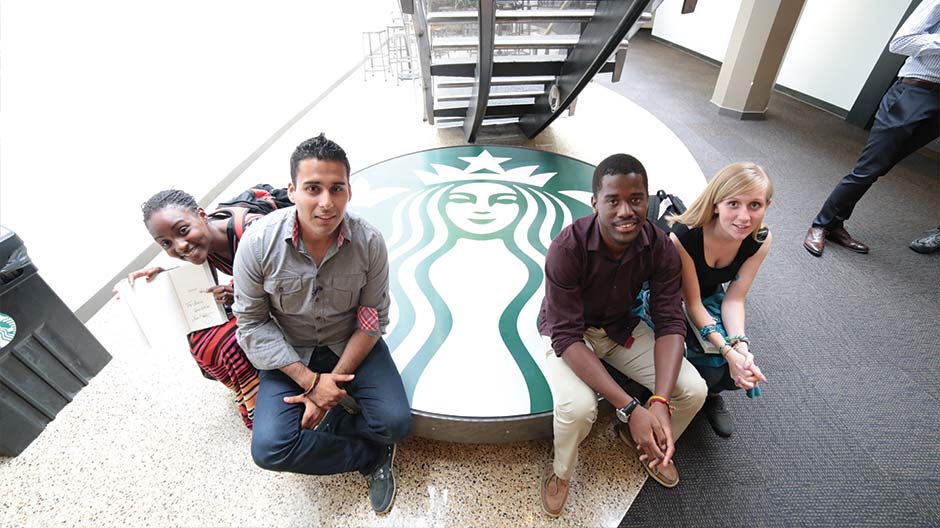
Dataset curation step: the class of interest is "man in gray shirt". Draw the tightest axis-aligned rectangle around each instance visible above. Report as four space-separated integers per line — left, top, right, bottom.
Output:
233 134 411 514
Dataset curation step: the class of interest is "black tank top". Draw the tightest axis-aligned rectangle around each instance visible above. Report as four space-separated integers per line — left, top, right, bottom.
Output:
673 224 765 297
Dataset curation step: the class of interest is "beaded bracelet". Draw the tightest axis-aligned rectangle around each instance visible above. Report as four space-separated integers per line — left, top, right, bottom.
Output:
719 344 734 357
699 323 719 340
726 334 750 346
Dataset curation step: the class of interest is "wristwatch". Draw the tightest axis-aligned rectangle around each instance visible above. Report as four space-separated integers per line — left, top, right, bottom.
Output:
615 398 641 424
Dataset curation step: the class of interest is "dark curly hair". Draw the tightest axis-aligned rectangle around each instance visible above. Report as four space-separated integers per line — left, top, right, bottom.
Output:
289 133 350 184
592 154 648 196
141 189 198 224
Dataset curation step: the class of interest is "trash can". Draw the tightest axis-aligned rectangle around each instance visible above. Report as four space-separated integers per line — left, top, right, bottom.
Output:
0 226 111 456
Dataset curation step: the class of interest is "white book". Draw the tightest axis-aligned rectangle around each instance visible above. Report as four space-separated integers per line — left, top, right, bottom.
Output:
114 263 228 350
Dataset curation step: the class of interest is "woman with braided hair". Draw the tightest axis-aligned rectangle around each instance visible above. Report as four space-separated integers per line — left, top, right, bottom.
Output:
127 189 263 429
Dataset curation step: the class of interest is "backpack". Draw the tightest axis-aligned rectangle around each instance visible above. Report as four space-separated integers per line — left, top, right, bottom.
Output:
216 183 293 216
647 189 687 234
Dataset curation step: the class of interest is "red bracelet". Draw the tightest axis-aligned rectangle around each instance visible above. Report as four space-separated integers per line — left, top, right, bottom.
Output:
646 395 675 416
303 372 321 398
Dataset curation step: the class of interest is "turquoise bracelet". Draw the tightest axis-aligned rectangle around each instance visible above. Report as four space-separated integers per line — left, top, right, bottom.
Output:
699 323 719 340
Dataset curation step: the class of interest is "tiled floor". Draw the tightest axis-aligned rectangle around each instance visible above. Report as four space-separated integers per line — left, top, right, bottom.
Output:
0 64 705 527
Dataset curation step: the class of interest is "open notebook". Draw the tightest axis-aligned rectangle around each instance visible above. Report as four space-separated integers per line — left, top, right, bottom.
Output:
114 263 228 350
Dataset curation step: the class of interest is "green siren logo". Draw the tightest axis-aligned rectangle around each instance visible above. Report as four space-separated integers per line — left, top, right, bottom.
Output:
351 146 594 418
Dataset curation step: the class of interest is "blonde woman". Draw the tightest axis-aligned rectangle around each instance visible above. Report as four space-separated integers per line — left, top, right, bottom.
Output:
667 162 772 437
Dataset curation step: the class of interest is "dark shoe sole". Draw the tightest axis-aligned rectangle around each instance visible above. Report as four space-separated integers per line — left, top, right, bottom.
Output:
910 245 940 254
372 445 397 514
826 235 869 254
803 241 823 257
840 245 869 254
711 426 734 438
707 418 734 438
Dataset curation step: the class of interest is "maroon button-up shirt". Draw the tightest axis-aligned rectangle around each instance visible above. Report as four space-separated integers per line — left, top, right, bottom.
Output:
538 214 686 357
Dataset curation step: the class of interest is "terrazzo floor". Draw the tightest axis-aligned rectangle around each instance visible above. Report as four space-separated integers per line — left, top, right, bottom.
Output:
0 58 706 527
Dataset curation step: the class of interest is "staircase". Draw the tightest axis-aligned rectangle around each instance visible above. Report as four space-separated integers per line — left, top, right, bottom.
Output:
398 0 662 142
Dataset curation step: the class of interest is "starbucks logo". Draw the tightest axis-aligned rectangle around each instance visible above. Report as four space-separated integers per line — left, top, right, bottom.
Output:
351 146 594 419
0 312 16 349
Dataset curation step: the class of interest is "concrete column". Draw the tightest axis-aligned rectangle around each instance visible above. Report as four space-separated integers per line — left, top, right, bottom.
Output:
711 0 806 120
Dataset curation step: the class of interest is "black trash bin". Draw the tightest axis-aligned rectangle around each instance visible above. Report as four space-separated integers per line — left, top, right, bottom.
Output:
0 226 111 456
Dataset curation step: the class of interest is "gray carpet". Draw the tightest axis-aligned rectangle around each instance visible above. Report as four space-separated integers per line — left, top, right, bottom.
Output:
603 31 940 527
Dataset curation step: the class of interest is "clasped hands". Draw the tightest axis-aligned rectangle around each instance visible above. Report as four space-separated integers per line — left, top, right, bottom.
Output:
627 402 674 471
724 342 767 390
283 372 355 429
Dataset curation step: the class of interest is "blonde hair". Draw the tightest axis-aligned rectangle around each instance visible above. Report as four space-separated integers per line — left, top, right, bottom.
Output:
668 161 773 241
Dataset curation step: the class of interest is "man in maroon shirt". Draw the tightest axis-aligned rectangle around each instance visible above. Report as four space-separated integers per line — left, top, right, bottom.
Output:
538 154 707 517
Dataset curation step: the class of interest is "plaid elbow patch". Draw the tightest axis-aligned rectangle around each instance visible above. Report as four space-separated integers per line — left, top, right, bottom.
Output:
357 306 379 332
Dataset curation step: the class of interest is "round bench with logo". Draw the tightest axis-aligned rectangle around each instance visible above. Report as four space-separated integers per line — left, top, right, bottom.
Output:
351 145 643 443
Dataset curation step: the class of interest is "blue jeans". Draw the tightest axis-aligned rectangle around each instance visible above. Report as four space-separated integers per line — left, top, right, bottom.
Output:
250 338 411 475
813 79 939 228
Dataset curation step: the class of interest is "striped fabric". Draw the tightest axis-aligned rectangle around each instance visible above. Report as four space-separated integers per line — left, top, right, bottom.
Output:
187 316 259 428
892 0 940 83
188 206 263 429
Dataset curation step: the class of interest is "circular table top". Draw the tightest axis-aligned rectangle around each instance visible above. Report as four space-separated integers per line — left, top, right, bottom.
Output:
350 145 598 439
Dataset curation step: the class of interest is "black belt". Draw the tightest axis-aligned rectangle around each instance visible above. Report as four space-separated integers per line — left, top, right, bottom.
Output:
901 77 940 90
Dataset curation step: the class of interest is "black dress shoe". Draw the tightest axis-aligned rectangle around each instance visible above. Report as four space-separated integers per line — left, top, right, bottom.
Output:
826 226 869 254
803 226 826 257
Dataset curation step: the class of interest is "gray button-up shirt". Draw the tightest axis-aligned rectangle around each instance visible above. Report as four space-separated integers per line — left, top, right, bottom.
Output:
232 207 390 370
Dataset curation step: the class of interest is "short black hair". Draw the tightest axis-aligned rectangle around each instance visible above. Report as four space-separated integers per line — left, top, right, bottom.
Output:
289 133 351 184
141 189 198 224
592 154 648 196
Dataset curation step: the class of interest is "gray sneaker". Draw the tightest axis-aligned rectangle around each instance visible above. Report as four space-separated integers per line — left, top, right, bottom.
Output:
367 444 397 514
910 227 940 254
703 394 734 437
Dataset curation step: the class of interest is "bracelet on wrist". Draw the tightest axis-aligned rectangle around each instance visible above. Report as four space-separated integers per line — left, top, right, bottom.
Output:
303 372 322 398
646 394 675 416
726 334 750 346
719 344 734 357
699 323 719 340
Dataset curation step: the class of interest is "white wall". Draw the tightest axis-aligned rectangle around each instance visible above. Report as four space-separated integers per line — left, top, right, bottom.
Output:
651 0 742 62
776 0 910 111
0 0 397 310
651 0 911 112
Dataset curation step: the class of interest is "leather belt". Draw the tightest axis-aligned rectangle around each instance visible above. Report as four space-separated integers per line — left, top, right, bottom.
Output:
901 77 940 90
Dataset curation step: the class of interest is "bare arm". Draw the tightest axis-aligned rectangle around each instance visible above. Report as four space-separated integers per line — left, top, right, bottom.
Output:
721 231 772 338
652 333 685 403
670 233 726 351
333 329 379 375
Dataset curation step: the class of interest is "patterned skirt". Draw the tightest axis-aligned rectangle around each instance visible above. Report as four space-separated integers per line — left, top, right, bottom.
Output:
187 315 259 429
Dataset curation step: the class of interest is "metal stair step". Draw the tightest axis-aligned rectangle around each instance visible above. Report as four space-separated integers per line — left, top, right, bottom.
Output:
436 76 556 89
432 34 579 51
433 103 530 119
436 89 544 102
435 117 521 129
426 9 595 24
431 56 616 77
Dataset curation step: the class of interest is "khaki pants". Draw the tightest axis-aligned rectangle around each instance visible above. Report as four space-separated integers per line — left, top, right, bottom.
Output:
543 324 707 480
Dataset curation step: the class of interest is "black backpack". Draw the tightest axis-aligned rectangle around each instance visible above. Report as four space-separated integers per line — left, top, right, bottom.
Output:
216 183 293 215
647 189 687 234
